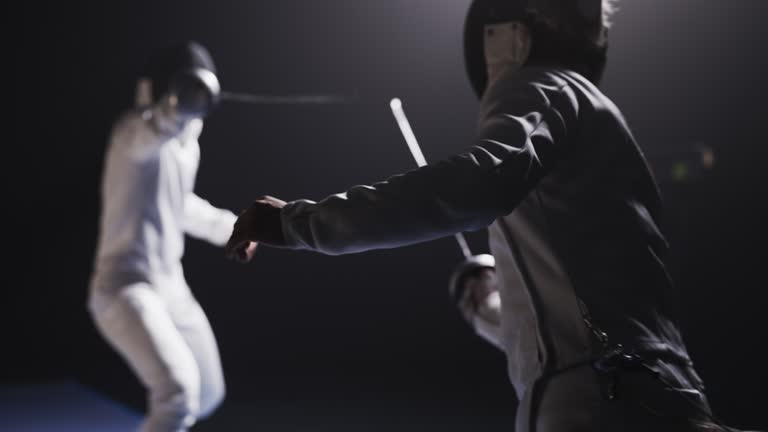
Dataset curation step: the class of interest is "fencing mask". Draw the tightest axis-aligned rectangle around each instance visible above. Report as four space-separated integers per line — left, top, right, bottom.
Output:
464 0 608 98
135 41 221 119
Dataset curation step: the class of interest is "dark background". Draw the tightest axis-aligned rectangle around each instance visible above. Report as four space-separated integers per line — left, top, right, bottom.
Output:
4 0 767 430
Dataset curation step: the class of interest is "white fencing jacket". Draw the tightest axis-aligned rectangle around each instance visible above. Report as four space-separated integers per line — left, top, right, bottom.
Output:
278 66 695 398
91 109 236 293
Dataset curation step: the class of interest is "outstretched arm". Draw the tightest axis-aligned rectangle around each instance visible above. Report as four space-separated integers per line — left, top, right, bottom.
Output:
227 71 577 257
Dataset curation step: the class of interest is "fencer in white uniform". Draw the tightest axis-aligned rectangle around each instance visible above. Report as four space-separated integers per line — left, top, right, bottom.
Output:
88 41 254 432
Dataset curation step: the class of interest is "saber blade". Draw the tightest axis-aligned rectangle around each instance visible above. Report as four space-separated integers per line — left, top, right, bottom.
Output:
389 98 473 259
390 98 427 167
220 91 354 105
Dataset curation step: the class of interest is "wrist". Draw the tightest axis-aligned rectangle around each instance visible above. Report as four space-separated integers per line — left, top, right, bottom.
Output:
255 206 286 247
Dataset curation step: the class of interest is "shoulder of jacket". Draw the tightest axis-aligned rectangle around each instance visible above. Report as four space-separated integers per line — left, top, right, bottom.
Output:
481 67 578 117
519 66 571 87
111 109 149 136
108 109 165 158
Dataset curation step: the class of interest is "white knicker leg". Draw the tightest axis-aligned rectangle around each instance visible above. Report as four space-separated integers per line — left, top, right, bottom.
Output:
166 293 226 419
89 284 201 432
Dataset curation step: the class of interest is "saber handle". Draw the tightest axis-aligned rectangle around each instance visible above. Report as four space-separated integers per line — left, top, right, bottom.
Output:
389 98 473 259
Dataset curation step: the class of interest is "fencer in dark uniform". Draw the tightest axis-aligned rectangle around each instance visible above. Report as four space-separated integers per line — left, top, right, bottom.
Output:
226 1 753 430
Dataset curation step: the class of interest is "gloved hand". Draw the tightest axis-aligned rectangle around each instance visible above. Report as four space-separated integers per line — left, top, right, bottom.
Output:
449 254 503 348
226 196 287 262
234 241 259 263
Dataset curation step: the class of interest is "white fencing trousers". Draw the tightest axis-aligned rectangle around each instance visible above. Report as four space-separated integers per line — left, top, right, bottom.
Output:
89 284 225 432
